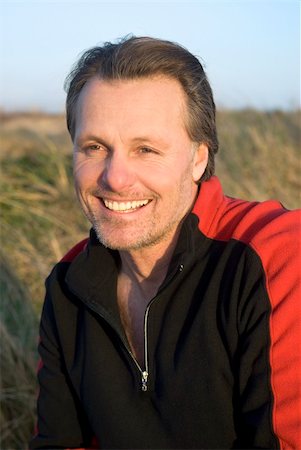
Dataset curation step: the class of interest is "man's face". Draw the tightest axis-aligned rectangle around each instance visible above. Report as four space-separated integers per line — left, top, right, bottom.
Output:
73 76 208 251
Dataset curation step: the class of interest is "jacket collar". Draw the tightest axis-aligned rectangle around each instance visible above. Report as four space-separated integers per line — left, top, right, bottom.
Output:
65 177 222 317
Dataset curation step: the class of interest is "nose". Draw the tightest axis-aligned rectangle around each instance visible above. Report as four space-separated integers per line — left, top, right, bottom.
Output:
100 150 136 193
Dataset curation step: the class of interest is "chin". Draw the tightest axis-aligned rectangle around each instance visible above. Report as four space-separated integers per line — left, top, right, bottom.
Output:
93 226 141 250
93 225 168 251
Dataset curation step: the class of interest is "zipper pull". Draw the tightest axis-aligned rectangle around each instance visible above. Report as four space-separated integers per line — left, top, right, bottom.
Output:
141 371 148 392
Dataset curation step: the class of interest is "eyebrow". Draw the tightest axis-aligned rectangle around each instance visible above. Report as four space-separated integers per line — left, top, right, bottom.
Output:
75 135 110 147
130 136 168 147
75 134 169 148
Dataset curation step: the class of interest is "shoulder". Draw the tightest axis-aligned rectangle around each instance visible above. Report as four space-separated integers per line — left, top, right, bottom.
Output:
193 176 300 246
45 236 90 292
60 238 89 263
194 179 301 440
193 176 301 310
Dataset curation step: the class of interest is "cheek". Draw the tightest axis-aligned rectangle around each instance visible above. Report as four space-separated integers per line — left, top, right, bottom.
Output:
73 158 103 189
140 155 189 185
139 170 173 194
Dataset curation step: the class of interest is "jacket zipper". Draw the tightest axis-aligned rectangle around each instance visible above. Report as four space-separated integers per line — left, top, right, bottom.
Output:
142 305 150 391
126 302 152 392
136 263 185 391
83 300 151 392
141 303 152 391
82 263 184 393
137 265 183 392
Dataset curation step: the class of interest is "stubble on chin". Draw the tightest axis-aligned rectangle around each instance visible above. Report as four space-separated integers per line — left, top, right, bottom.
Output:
91 218 159 251
90 210 180 252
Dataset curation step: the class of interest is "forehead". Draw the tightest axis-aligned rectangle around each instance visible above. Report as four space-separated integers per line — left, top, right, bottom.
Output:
78 75 186 107
74 76 188 137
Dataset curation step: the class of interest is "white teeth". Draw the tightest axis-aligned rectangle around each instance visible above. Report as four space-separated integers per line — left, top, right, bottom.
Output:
103 199 149 212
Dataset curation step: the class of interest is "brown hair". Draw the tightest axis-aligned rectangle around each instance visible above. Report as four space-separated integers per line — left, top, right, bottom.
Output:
65 35 218 181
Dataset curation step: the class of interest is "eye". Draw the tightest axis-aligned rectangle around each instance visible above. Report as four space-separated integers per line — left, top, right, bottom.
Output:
139 146 156 154
81 143 107 156
86 144 101 151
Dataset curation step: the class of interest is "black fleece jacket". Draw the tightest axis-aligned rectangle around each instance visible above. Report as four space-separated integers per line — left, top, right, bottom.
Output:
30 177 301 450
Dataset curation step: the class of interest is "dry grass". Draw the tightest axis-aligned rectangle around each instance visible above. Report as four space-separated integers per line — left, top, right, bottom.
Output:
216 109 301 208
0 109 300 449
0 254 38 449
0 113 89 449
0 118 89 310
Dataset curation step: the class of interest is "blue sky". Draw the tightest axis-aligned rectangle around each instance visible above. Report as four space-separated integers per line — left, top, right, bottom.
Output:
0 0 300 112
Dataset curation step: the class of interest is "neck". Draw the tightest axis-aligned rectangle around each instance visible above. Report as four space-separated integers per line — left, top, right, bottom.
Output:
119 226 181 288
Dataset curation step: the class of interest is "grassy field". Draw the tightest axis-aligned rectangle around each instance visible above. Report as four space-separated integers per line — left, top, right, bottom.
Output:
0 109 300 449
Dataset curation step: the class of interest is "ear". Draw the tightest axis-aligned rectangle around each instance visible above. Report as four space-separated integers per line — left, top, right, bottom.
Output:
192 143 209 182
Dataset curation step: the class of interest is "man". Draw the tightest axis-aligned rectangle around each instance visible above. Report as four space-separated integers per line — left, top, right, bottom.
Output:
30 36 300 449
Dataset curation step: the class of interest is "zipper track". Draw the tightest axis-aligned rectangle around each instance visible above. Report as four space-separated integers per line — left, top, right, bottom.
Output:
83 263 184 392
141 262 185 389
141 302 152 391
124 339 148 391
85 301 150 391
125 301 153 392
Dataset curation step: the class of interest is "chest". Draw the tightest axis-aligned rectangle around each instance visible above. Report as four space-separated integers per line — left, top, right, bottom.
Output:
117 278 154 368
68 285 240 449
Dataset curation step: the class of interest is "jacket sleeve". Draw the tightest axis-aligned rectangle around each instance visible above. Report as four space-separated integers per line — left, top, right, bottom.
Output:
29 284 95 449
233 209 301 449
231 247 280 449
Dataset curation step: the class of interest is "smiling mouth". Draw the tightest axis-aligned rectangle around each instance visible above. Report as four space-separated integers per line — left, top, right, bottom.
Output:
102 199 151 212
